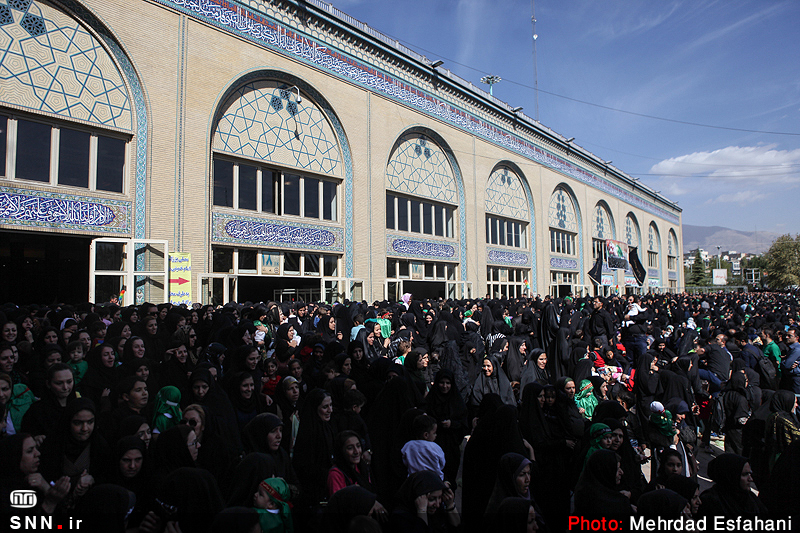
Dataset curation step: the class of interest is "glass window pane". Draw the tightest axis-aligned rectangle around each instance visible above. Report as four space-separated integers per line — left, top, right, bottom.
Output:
498 219 505 246
423 203 433 235
212 247 233 273
284 252 300 273
397 197 409 232
58 127 90 188
16 119 50 182
447 264 455 280
238 249 257 272
0 115 6 175
485 217 491 244
507 221 514 246
213 159 234 207
491 217 498 245
386 259 395 279
435 205 444 237
436 263 445 279
410 200 421 233
446 208 454 238
95 242 125 271
398 260 409 278
424 263 434 279
283 174 301 216
386 195 395 230
322 180 337 221
324 255 338 277
238 164 257 210
96 136 125 192
304 254 320 275
514 223 521 248
304 177 319 218
262 170 277 214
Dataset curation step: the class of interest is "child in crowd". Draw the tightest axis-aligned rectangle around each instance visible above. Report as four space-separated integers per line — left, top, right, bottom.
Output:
401 413 446 480
66 340 88 385
262 358 281 397
254 477 294 533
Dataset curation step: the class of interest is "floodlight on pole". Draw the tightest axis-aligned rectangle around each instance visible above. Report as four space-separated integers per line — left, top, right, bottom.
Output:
481 75 502 96
431 60 444 68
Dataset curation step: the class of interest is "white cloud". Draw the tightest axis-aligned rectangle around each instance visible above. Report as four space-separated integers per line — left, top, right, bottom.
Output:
649 145 800 184
703 190 768 205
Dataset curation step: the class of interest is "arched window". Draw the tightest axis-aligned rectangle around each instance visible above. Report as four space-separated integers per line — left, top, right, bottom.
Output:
485 166 532 298
385 133 457 238
668 230 678 271
648 223 661 269
0 0 133 194
212 80 342 216
625 213 641 251
549 187 578 256
592 202 615 263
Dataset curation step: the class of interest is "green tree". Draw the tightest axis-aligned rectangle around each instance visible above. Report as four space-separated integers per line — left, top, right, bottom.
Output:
763 234 800 289
687 249 708 286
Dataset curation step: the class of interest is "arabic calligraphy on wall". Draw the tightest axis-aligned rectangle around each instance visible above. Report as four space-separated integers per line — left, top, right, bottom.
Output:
387 235 456 260
161 0 678 225
550 257 578 270
487 249 529 266
212 212 343 251
0 187 131 233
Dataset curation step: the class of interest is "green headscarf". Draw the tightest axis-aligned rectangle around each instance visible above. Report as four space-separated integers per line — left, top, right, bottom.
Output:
583 423 612 468
574 379 599 419
649 410 677 438
152 386 182 433
257 477 294 533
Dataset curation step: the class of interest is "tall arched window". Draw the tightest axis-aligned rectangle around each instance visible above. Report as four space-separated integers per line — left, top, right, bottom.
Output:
485 166 532 298
384 131 462 299
668 230 678 272
592 202 615 263
648 223 661 270
549 187 578 256
209 78 347 302
625 213 641 252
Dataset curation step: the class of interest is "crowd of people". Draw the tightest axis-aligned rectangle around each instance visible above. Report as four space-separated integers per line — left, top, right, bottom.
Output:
1 290 799 532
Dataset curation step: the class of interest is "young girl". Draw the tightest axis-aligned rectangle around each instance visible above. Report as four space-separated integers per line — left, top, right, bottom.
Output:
66 340 88 385
261 358 281 397
254 477 294 533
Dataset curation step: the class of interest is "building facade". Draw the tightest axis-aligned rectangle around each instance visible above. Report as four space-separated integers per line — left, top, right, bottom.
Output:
0 0 682 305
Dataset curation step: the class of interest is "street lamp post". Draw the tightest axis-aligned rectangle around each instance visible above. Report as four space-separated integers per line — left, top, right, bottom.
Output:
716 246 721 269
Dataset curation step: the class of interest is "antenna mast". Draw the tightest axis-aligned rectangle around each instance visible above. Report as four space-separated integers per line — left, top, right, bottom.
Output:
530 0 539 121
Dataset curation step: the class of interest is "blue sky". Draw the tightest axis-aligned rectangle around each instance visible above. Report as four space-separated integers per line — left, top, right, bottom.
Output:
331 0 800 234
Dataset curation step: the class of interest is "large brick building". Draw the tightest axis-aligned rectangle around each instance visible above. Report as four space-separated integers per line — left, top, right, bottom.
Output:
0 0 682 305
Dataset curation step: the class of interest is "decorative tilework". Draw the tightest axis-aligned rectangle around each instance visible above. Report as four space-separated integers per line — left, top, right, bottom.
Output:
212 212 344 252
625 214 640 249
550 257 578 270
0 186 131 233
668 271 677 281
648 223 659 252
668 231 677 257
0 0 132 130
159 0 680 226
548 188 577 232
592 203 614 239
386 234 456 260
214 80 341 175
487 248 529 266
648 268 659 278
485 167 528 220
0 5 12 26
215 70 353 276
386 235 455 261
386 134 456 204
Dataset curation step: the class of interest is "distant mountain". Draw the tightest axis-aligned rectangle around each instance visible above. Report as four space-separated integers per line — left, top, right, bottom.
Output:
682 225 779 255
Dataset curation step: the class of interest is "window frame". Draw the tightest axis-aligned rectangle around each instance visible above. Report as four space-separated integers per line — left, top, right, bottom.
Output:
1 111 129 194
212 154 340 222
549 228 577 256
385 193 456 239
